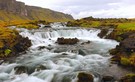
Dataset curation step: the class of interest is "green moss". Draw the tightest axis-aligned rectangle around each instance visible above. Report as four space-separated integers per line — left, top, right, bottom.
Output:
4 49 11 56
126 74 135 77
0 27 18 57
120 57 131 66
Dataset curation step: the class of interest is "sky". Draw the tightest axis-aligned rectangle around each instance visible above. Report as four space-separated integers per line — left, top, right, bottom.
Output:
16 0 135 19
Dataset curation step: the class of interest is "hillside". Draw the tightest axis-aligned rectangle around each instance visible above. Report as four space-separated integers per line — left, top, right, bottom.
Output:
0 0 74 22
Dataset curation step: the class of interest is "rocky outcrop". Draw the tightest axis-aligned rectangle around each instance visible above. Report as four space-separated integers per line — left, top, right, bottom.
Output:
35 65 47 71
0 0 27 16
98 29 108 38
120 38 135 52
0 0 74 22
77 72 94 82
56 37 79 45
111 33 135 55
0 27 31 59
109 32 135 69
119 74 135 82
14 35 31 53
14 66 28 74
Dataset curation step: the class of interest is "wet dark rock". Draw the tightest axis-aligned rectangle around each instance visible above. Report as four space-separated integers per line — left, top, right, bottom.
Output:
14 66 28 74
81 41 91 45
44 25 51 28
0 60 4 65
61 53 69 55
53 48 67 53
57 37 79 45
48 44 51 46
78 49 88 56
35 65 47 71
62 76 71 82
101 76 115 82
98 29 108 38
77 72 94 82
38 46 46 50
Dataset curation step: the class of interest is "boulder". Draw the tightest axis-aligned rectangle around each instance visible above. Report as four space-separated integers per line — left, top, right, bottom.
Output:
81 41 91 45
38 46 46 50
62 76 71 82
14 66 28 74
98 29 108 38
120 38 135 52
14 36 31 53
35 65 47 71
57 37 79 45
78 49 88 56
101 76 115 82
77 72 94 82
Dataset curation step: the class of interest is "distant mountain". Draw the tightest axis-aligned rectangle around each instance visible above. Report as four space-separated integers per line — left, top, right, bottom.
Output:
0 0 74 22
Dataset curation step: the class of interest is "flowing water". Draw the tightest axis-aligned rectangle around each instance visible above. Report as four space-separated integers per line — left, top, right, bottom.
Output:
0 24 119 82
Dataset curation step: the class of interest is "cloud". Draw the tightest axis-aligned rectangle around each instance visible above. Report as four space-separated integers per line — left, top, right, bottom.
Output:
16 0 135 19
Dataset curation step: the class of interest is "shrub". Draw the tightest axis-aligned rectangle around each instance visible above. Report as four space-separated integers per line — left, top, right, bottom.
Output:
17 24 39 29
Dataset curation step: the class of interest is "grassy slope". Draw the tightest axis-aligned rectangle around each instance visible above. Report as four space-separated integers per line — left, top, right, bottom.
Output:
0 9 73 23
29 8 72 22
0 10 29 21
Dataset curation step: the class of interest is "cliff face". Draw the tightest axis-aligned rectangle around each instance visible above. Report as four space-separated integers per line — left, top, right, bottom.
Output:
0 0 74 22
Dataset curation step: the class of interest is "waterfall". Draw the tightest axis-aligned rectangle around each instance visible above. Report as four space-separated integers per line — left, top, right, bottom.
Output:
19 28 101 47
0 26 119 82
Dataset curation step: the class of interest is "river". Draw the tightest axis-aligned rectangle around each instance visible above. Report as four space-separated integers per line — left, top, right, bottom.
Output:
0 23 119 82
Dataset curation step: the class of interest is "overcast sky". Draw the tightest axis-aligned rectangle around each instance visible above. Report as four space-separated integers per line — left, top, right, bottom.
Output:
16 0 135 19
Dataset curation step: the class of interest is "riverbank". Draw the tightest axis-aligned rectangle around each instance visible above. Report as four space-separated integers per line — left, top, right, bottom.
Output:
0 27 31 59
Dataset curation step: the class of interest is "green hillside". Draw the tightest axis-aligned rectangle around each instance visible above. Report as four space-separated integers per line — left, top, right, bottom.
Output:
0 0 74 22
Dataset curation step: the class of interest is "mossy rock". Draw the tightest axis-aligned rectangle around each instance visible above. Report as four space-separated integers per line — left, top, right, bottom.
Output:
77 72 94 82
119 74 135 82
4 49 11 56
120 57 131 66
0 27 31 58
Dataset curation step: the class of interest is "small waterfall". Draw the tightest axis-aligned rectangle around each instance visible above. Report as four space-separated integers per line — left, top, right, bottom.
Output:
0 26 119 82
19 28 101 47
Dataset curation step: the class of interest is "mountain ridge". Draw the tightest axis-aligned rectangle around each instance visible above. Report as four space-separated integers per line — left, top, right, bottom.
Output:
0 0 74 22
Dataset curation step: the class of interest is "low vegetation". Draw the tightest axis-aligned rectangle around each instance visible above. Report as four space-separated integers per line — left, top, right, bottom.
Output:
0 27 31 58
16 24 39 29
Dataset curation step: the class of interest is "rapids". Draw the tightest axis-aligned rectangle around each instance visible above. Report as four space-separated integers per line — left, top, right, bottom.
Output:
0 23 119 82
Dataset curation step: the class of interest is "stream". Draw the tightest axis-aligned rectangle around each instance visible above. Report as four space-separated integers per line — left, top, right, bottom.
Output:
0 23 119 82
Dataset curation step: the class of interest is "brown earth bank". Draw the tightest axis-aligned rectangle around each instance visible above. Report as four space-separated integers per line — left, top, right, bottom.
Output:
0 27 31 60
